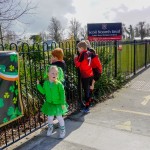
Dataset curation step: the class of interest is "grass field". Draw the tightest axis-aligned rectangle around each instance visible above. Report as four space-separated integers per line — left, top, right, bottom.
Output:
117 43 150 75
94 41 150 77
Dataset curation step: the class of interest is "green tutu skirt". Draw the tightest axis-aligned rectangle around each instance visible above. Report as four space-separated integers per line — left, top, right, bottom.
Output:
41 101 68 116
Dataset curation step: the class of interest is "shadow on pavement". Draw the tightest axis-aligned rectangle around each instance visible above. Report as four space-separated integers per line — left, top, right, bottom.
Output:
13 111 87 150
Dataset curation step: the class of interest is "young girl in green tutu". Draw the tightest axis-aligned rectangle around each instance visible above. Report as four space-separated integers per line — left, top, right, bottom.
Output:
37 65 68 138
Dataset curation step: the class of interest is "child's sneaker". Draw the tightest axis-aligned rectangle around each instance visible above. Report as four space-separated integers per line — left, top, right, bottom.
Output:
47 124 53 136
81 107 90 113
84 107 90 113
59 126 66 139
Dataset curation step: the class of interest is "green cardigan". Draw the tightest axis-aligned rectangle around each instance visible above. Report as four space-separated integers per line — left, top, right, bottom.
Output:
37 80 66 105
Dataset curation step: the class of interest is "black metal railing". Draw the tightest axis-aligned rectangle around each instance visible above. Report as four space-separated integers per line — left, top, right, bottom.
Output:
0 40 150 149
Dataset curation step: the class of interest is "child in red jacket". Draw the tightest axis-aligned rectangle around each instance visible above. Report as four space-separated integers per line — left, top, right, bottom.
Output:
74 41 94 113
85 40 102 90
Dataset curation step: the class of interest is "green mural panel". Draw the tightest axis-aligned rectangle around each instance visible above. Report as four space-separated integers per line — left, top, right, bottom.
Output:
0 51 23 127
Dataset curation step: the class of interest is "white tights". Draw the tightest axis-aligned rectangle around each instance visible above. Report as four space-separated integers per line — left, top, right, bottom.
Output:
48 116 65 126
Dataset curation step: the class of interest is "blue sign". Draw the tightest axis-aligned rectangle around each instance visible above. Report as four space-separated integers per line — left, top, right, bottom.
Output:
87 23 122 41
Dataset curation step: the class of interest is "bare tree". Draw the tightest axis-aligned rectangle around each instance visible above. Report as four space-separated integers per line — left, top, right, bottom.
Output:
0 24 3 44
137 22 146 40
129 25 134 40
80 25 87 40
0 0 35 22
134 22 150 39
145 24 150 37
5 30 17 43
124 26 130 39
40 32 49 42
47 17 63 43
68 18 81 41
0 0 36 44
122 23 126 39
134 27 139 37
123 25 134 40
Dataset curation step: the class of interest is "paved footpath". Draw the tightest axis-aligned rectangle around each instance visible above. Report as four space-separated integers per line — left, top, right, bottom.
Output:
5 68 150 150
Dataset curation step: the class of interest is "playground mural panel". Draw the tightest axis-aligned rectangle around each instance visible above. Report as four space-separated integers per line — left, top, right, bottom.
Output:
0 51 23 127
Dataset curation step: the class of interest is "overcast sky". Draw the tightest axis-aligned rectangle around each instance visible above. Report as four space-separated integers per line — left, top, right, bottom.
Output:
11 0 150 38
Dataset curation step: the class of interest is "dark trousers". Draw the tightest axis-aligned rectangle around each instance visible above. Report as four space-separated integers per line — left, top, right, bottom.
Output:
81 77 93 108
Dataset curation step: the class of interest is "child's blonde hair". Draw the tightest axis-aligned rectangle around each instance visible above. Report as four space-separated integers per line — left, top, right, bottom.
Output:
77 41 87 49
48 65 58 73
45 65 64 82
51 48 64 61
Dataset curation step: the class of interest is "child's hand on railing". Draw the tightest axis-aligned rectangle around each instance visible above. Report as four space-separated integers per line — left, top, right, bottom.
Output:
37 80 39 84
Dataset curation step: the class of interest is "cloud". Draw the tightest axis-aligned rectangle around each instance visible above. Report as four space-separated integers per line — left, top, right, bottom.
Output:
110 5 150 26
11 0 75 35
65 0 150 27
10 0 150 38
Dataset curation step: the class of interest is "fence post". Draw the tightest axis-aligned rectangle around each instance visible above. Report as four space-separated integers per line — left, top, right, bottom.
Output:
145 40 147 68
114 40 117 77
133 40 136 75
75 40 82 107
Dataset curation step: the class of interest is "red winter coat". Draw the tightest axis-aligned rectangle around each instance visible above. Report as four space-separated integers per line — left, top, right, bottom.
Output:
74 50 93 78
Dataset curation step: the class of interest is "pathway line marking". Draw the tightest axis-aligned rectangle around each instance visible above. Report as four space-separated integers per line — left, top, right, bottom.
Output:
141 95 150 105
115 121 132 131
112 108 150 117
